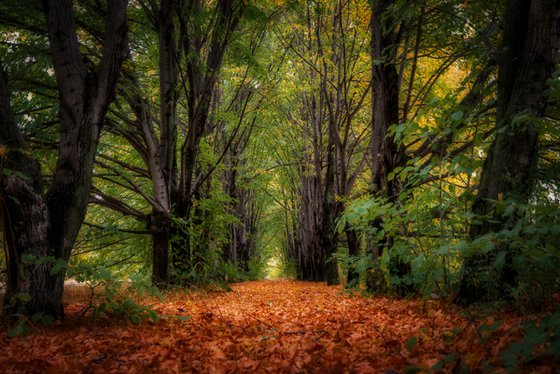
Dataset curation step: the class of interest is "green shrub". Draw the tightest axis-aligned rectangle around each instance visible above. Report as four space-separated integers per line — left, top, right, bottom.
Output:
68 262 162 325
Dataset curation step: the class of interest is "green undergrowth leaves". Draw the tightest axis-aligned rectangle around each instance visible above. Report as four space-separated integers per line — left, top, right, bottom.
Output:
67 262 162 325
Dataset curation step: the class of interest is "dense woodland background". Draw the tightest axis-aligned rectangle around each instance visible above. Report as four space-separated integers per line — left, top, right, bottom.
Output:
0 0 559 329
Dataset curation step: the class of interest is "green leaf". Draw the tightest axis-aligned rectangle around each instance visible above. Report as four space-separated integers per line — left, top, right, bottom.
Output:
14 292 32 303
500 345 520 368
479 320 503 333
7 319 29 337
405 336 417 352
405 367 422 374
50 259 68 275
148 309 160 321
502 204 516 218
31 312 55 324
450 110 464 122
14 170 31 181
479 238 495 254
22 254 37 265
431 353 458 371
494 251 507 270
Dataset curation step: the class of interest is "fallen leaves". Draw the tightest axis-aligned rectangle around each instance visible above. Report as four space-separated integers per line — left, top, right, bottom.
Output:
0 280 555 372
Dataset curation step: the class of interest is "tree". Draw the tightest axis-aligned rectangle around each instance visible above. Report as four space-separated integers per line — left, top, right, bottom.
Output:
171 0 246 274
109 0 179 286
0 0 127 317
219 85 260 271
366 0 406 292
350 0 502 295
458 0 560 304
277 0 370 285
89 0 248 286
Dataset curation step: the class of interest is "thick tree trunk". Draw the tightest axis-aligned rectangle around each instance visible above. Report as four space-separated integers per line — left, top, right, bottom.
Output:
223 179 256 272
366 0 407 293
1 64 59 316
170 194 192 276
146 0 178 287
1 0 127 318
0 175 63 316
322 203 340 286
148 211 171 286
158 0 178 184
370 0 402 200
1 156 67 319
126 89 174 286
296 171 337 283
458 0 559 304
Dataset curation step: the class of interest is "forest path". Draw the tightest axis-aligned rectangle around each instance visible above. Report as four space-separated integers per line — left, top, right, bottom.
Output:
0 280 532 372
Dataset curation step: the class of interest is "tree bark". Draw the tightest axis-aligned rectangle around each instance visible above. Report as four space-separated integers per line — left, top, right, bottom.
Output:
370 0 403 200
148 211 171 286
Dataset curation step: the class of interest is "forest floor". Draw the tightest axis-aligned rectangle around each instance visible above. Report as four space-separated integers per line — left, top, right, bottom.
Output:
0 280 557 373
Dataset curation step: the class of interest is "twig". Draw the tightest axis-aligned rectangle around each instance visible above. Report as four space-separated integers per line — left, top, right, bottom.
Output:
372 324 389 352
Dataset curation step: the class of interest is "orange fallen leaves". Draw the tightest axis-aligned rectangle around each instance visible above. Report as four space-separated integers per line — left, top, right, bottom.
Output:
0 280 554 373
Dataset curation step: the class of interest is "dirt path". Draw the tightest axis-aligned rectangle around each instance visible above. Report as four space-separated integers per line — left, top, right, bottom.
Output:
0 280 545 373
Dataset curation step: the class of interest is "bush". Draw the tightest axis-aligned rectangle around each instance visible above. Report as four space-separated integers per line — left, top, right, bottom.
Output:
67 261 162 325
459 200 560 310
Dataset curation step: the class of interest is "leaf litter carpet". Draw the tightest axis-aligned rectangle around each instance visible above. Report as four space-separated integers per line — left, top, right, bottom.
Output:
0 280 554 373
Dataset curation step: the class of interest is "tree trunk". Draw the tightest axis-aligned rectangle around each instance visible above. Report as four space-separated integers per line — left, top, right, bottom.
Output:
147 0 178 287
458 0 559 304
1 174 63 317
322 202 340 285
148 211 171 286
345 224 360 286
0 0 127 318
365 219 388 293
322 120 340 286
366 0 407 293
170 194 192 276
370 0 402 200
